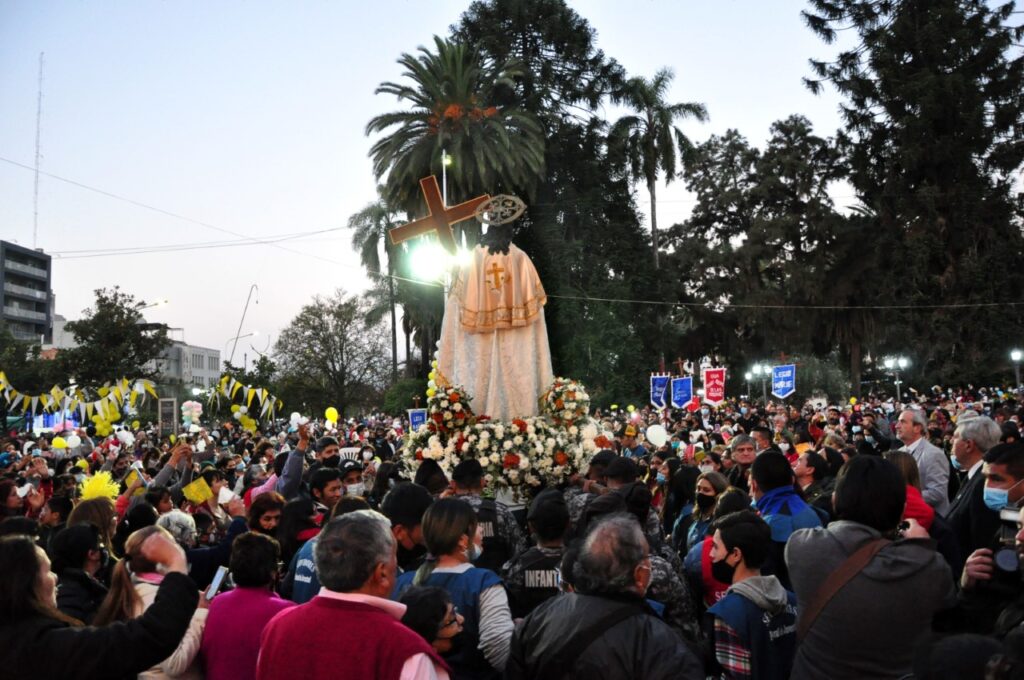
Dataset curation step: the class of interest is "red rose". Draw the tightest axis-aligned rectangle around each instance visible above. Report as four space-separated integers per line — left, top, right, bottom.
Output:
554 451 569 466
502 453 520 469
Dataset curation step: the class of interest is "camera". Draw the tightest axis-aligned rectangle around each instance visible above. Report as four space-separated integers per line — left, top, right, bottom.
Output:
990 507 1021 587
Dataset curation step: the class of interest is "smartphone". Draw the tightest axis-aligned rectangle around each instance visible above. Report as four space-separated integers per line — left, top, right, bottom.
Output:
206 565 229 600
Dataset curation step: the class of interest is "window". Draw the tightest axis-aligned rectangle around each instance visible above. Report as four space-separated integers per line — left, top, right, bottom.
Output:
208 355 217 371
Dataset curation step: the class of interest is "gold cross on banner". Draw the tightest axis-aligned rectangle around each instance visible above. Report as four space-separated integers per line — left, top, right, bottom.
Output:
487 262 505 291
387 176 490 254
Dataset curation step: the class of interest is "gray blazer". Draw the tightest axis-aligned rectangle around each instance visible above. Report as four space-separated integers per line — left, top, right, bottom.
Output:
904 437 951 516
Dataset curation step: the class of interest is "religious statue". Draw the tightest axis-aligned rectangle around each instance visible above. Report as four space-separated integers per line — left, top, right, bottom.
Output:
435 195 554 421
388 178 554 421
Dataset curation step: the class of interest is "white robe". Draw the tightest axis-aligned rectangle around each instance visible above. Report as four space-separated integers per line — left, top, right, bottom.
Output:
437 244 553 422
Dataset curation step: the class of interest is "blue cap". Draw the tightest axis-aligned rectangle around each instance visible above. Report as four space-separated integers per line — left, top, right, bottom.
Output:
0 453 11 467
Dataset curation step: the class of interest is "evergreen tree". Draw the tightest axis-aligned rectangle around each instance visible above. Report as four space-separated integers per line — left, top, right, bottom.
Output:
804 0 1024 383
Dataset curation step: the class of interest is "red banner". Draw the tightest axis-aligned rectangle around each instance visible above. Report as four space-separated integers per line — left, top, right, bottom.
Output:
703 368 726 406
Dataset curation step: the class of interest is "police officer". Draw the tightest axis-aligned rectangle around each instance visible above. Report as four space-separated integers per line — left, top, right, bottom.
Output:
502 489 569 618
450 458 527 574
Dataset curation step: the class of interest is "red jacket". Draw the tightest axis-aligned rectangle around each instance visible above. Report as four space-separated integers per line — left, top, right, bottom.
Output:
902 484 935 531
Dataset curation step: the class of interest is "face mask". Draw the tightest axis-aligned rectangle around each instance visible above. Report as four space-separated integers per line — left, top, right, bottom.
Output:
696 493 716 511
950 455 962 471
322 456 339 469
221 440 228 446
345 482 365 497
865 436 875 445
656 473 667 484
711 554 737 585
701 409 710 417
698 464 714 474
983 480 1023 511
74 473 86 483
740 407 748 416
779 443 790 453
467 540 482 562
671 441 680 450
362 451 374 462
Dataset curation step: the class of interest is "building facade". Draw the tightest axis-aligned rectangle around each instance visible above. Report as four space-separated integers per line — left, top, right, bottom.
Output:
1 240 53 342
153 341 221 389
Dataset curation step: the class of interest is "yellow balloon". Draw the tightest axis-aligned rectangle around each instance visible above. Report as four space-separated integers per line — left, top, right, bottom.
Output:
169 434 176 443
131 420 140 430
428 371 437 381
230 404 240 413
52 436 67 449
431 360 438 369
627 405 635 413
849 397 858 405
426 388 437 398
325 407 339 422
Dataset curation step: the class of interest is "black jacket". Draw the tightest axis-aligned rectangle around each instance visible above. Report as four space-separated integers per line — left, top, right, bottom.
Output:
504 592 704 680
947 470 1001 557
56 567 109 624
0 571 198 680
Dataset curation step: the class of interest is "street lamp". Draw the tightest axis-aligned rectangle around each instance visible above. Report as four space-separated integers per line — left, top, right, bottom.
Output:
1012 349 1022 387
744 371 753 398
441 149 452 206
224 331 258 365
883 356 910 403
138 299 169 311
750 364 769 405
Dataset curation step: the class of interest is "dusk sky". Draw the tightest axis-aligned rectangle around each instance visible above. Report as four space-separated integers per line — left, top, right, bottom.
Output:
0 0 848 362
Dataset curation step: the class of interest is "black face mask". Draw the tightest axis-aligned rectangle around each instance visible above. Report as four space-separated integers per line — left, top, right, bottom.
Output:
711 554 736 585
321 456 339 469
696 494 716 511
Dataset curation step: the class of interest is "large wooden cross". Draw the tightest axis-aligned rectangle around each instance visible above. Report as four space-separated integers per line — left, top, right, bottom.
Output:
387 176 490 254
673 357 687 376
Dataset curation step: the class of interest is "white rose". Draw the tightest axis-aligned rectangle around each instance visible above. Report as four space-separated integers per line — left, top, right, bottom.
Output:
518 457 530 470
461 442 471 453
479 430 490 440
444 411 452 420
440 400 449 408
567 402 576 409
526 425 536 436
513 435 523 446
562 410 573 418
569 426 579 436
503 440 514 450
468 434 477 443
453 403 463 412
489 453 500 464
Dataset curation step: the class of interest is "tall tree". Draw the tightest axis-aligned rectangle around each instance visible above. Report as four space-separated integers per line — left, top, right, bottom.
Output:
608 67 708 268
272 292 390 414
803 0 1024 384
367 35 546 215
348 188 403 382
58 287 170 391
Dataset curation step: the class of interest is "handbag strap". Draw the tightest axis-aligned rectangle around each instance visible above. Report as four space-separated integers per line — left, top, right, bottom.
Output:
797 538 889 642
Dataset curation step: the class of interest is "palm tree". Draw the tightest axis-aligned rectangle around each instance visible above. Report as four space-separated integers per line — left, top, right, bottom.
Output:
366 36 546 218
348 188 403 382
609 68 708 268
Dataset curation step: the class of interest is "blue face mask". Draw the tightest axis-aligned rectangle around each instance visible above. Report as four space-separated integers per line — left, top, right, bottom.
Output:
983 478 1024 512
950 455 962 471
656 473 667 484
740 407 749 416
671 441 680 450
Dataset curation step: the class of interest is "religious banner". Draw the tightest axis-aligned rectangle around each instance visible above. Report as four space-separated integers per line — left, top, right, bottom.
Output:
407 408 428 433
771 364 797 399
670 376 693 409
703 368 726 406
650 374 670 410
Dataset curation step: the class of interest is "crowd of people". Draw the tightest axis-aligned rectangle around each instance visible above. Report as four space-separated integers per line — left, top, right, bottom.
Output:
2 387 1024 679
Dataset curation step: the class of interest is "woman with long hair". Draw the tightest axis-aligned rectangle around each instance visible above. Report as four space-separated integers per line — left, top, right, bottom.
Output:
392 498 514 679
0 531 198 679
67 497 118 556
276 497 320 567
94 525 208 679
683 471 730 552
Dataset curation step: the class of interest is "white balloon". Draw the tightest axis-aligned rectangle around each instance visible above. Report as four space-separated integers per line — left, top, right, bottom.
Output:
290 412 301 423
233 412 242 420
66 435 82 448
645 424 669 448
239 406 248 415
189 424 200 434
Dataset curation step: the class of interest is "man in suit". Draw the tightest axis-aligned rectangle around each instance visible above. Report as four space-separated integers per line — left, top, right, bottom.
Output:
896 408 951 516
947 416 1004 556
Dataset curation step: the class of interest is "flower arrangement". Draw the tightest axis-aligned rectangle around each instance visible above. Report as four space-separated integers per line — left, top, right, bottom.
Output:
539 378 590 428
404 377 600 495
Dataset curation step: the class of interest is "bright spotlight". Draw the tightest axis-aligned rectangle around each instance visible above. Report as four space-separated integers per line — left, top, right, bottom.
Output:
409 241 448 282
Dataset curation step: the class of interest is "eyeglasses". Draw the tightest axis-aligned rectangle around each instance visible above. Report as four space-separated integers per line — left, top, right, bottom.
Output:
440 606 461 630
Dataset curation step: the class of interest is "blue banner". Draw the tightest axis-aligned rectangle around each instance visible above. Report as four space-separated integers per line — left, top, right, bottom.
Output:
407 408 428 432
670 377 693 409
650 375 670 410
771 364 796 399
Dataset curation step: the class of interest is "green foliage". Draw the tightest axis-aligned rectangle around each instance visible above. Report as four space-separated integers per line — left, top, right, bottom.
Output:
58 287 170 391
382 377 428 414
366 35 546 212
272 292 390 415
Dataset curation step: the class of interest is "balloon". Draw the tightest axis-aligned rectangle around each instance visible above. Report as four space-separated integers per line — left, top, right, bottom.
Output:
425 388 436 398
131 420 140 430
169 434 176 443
627 405 635 413
325 407 339 422
238 406 248 415
51 436 67 449
66 435 82 448
230 405 240 413
189 424 200 434
290 412 301 423
645 425 668 448
233 412 242 420
849 397 858 405
610 404 619 410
